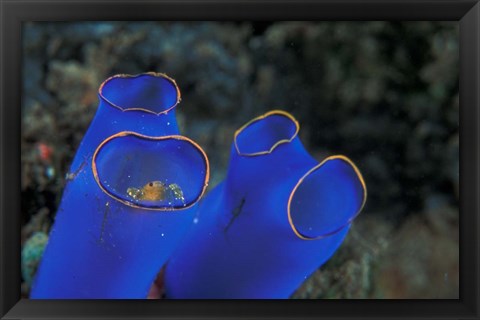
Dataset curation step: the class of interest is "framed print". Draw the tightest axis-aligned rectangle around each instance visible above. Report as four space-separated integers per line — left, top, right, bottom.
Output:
1 0 479 319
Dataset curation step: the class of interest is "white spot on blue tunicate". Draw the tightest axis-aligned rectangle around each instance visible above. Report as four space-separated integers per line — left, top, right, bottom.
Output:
193 217 199 224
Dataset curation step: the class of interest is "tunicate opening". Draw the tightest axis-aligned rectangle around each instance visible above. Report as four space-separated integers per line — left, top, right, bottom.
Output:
99 73 180 114
92 132 209 210
234 110 299 156
288 156 366 240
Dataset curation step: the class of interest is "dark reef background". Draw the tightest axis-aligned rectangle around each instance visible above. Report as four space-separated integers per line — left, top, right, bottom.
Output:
21 21 459 298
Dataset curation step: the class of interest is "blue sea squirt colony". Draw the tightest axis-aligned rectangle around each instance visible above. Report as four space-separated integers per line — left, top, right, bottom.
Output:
30 72 366 299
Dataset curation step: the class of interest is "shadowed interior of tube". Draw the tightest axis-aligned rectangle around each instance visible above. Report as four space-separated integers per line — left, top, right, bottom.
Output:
289 157 365 239
236 113 297 155
101 74 178 113
93 134 207 209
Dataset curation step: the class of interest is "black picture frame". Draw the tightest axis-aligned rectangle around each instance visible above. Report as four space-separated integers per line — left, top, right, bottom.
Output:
1 0 479 319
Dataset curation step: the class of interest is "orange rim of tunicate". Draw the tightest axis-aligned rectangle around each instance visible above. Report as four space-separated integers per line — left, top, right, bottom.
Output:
287 155 367 240
234 110 300 157
92 131 210 211
98 72 182 115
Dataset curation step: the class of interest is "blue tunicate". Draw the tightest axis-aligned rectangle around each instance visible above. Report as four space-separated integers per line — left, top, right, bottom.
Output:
30 73 209 298
165 110 366 298
93 132 208 210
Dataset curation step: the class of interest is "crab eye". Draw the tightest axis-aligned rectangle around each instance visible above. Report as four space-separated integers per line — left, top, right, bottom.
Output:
149 182 153 187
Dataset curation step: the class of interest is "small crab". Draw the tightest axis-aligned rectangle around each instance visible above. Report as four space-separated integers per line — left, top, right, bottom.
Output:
127 181 185 204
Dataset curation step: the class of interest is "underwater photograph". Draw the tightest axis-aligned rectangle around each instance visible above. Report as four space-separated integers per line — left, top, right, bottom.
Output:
21 21 459 299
